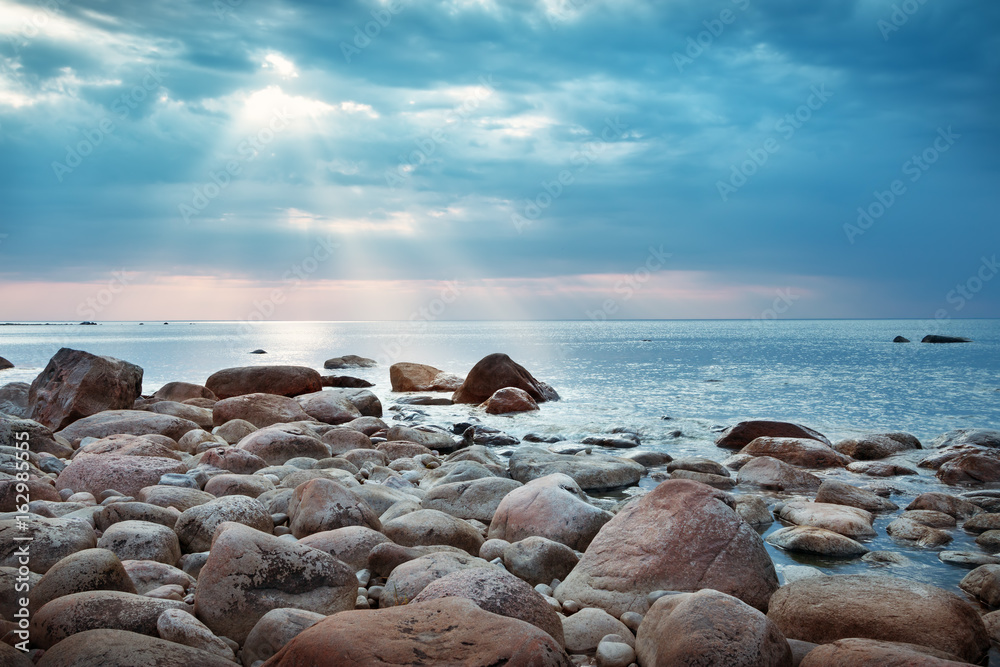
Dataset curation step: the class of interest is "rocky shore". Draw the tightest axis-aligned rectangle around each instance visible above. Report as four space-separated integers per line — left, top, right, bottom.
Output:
2 348 1000 665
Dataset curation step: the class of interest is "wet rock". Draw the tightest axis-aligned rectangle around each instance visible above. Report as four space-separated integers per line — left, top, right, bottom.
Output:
380 551 492 606
0 515 97 574
931 428 1000 449
324 355 376 370
483 387 540 414
452 353 559 405
715 420 831 450
175 495 273 553
489 474 612 551
733 494 773 526
623 450 673 467
28 348 144 431
736 456 821 491
389 362 463 392
668 469 736 489
922 335 972 343
776 501 875 539
636 589 792 667
194 522 356 644
766 574 989 664
815 479 899 512
509 447 644 491
963 512 1000 534
212 393 315 429
900 509 956 528
886 518 953 547
960 566 1000 608
581 434 640 449
937 450 1000 485
555 479 778 616
243 608 326 666
263 598 571 666
739 436 851 468
56 410 200 447
236 424 330 464
321 375 374 388
939 551 1000 568
156 608 235 661
978 530 1000 551
97 520 181 564
892 336 910 343
502 536 579 587
766 526 868 557
666 457 728 476
422 476 522 522
906 492 982 519
562 607 634 653
287 478 381 537
382 508 484 555
833 433 921 460
847 460 917 476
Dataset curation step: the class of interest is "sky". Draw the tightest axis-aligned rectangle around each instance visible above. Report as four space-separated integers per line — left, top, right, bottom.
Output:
0 0 997 322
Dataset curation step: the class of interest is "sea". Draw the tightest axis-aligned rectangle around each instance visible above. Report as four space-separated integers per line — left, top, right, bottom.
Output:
2 319 999 595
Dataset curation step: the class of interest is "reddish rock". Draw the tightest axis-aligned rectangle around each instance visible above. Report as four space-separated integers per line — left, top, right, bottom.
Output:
141 400 214 430
212 393 315 428
483 387 540 415
715 420 830 450
56 454 187 498
799 639 972 667
452 353 559 405
833 433 921 460
27 348 144 431
294 390 361 424
937 450 1000 485
288 478 381 538
76 433 180 459
382 509 484 555
736 456 822 491
0 477 59 511
636 590 792 667
55 410 200 447
236 425 330 465
389 362 464 392
906 492 982 519
262 598 571 666
153 381 217 402
766 574 989 664
205 365 322 400
200 446 267 474
298 526 392 571
34 628 237 667
554 479 778 616
739 437 851 468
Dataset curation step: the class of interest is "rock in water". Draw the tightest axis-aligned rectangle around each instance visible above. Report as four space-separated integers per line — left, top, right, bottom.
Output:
766 574 989 664
715 420 830 450
28 348 144 431
205 365 322 399
922 335 972 343
0 355 13 369
389 362 464 392
892 336 910 343
508 447 644 491
323 355 376 369
554 479 778 616
452 353 559 404
483 387 540 414
766 526 868 557
930 429 1000 449
739 436 851 468
635 589 793 667
262 598 571 666
194 522 356 644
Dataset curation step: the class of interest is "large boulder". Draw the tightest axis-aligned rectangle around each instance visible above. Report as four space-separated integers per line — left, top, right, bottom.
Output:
799 638 972 667
213 393 315 428
483 387 540 415
262 598 571 666
294 390 361 424
323 355 376 369
97 520 181 565
0 516 94 574
28 548 137 613
502 536 579 587
243 608 326 666
385 424 458 452
27 348 144 431
389 362 464 392
775 501 875 539
931 428 1000 449
75 433 180 459
488 474 612 551
382 509 484 555
56 453 187 498
833 433 921 460
509 447 644 491
815 479 899 512
298 526 391 571
736 456 822 491
0 414 74 457
923 335 972 343
153 381 217 402
452 353 559 404
236 424 330 464
765 526 868 557
554 479 778 616
959 564 1000 607
636 590 792 667
194 522 357 644
141 400 214 430
34 628 237 667
739 437 851 468
411 567 565 646
766 574 989 664
30 590 190 648
380 551 492 606
422 477 522 523
287 478 381 538
937 450 1000 485
56 410 199 447
174 495 273 553
205 365 322 400
715 420 830 450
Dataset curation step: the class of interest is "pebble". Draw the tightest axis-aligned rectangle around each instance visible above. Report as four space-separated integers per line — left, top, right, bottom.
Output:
562 599 581 614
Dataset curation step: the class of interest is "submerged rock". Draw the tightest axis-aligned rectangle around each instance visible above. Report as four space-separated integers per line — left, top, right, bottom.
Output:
766 526 869 557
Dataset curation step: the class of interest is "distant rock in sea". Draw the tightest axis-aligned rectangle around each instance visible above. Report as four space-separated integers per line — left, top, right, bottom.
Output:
922 335 972 344
250 349 267 354
80 321 97 325
893 336 910 343
0 356 13 370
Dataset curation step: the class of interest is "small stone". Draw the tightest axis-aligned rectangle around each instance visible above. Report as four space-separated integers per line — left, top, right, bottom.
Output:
562 599 581 614
596 639 636 667
620 611 643 633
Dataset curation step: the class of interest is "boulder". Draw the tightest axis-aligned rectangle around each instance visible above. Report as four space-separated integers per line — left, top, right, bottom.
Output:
28 548 136 614
484 387 540 414
380 551 492 606
488 474 612 551
34 628 237 667
298 526 392 571
562 607 634 653
27 348 144 431
56 453 187 498
322 427 373 454
1 477 60 511
389 362 464 392
959 564 1000 607
411 566 565 646
321 375 373 388
420 460 500 489
833 433 921 460
766 574 989 664
509 447 644 491
200 446 267 474
906 492 981 519
122 560 195 595
385 424 457 452
203 473 275 498
922 335 972 343
30 590 190 648
175 495 273 553
667 457 729 476
156 607 236 661
262 598 571 666
141 400 214 430
892 336 910 343
56 410 199 447
715 420 831 450
799 638 972 667
0 415 74 457
138 485 215 512
323 355 376 369
97 520 181 565
554 479 778 616
636 590 793 667
243 608 326 666
937 451 1000 484
205 365 322 399
295 390 362 425
766 526 868 557
332 388 382 418
194 522 357 644
76 433 180 459
736 456 822 491
213 393 315 428
153 381 217 402
422 477 522 522
815 479 899 512
382 508 484 555
886 518 952 547
847 461 917 477
236 424 330 465
214 418 258 444
776 501 875 539
452 353 559 404
931 428 1000 449
739 437 850 468
0 515 97 573
0 642 31 667
287 478 381 537
502 536 579 586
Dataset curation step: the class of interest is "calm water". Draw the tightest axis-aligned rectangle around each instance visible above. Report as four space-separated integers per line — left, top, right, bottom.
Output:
2 319 999 595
